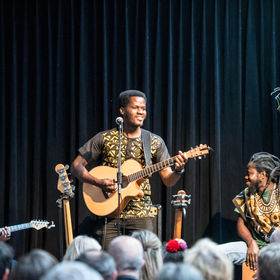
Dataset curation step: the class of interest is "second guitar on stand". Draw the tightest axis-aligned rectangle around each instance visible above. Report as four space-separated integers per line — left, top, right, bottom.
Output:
171 190 191 239
55 164 75 248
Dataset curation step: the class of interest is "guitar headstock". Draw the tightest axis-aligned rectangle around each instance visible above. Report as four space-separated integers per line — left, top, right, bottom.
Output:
55 164 74 197
271 87 280 112
185 144 211 159
30 220 55 230
171 190 191 208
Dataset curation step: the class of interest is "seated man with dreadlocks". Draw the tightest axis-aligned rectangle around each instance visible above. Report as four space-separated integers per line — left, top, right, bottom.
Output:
219 152 280 271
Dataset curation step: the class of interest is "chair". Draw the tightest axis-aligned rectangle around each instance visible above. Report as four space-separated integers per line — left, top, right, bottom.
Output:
242 262 255 280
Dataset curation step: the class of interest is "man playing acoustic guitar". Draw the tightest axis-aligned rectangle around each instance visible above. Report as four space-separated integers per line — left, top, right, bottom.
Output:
71 90 188 249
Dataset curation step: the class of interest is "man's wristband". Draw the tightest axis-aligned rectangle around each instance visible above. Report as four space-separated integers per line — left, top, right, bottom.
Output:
175 168 185 175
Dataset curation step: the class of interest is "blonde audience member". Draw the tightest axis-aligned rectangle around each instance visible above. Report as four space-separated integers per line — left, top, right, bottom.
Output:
132 230 163 280
63 235 101 261
184 238 233 280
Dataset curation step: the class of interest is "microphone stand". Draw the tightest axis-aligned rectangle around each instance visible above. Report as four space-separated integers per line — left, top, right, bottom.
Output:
116 120 123 236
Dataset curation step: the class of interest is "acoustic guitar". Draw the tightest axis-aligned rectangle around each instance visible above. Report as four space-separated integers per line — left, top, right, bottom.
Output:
83 144 209 217
0 220 55 235
55 164 74 247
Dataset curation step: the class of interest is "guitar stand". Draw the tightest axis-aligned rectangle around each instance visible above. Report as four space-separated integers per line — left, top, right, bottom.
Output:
56 191 75 260
171 191 191 239
116 119 123 236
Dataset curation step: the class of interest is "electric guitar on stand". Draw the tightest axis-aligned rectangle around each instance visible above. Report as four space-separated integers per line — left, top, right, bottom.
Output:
83 144 210 217
171 190 191 239
55 164 75 248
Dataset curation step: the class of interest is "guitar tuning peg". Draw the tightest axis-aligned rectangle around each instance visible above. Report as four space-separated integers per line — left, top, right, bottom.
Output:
204 155 206 158
65 164 69 170
198 156 202 159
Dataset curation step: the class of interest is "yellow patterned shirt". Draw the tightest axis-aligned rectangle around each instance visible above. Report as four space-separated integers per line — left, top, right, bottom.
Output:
233 187 280 247
79 128 170 218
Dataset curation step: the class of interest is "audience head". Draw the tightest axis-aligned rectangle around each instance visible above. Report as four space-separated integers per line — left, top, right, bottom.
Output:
76 249 117 280
156 262 204 280
0 241 14 280
257 242 280 280
63 235 101 261
270 228 280 243
163 238 188 263
132 230 163 280
41 261 102 280
9 249 57 280
108 235 144 278
184 238 233 280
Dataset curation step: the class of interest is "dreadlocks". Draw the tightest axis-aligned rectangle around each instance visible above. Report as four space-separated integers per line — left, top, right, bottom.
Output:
248 152 280 187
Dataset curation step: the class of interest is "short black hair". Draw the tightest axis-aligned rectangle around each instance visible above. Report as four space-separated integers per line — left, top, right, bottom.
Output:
118 90 147 108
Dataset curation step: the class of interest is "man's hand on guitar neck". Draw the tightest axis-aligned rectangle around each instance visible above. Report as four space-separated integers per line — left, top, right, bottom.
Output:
174 151 188 173
0 227 11 242
159 151 188 187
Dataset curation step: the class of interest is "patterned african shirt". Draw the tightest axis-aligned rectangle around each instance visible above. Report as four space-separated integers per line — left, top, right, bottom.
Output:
233 186 280 247
79 128 170 218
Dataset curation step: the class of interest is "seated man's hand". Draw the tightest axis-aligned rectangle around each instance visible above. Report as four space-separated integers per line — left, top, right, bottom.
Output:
0 227 11 242
246 239 259 271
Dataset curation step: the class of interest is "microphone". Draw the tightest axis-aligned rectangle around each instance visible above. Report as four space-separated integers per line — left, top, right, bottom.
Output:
116 117 123 125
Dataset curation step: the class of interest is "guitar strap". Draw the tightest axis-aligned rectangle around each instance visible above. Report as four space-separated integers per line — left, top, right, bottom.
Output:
141 129 151 167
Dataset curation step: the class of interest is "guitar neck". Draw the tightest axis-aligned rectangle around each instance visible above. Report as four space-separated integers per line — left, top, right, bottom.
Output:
0 223 31 233
127 156 176 182
63 200 73 247
173 209 183 239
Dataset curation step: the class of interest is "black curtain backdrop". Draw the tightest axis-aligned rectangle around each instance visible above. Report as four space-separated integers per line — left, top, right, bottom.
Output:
1 0 280 259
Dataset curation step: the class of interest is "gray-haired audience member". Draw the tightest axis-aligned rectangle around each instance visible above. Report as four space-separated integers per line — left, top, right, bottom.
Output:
257 242 280 280
270 228 280 243
156 262 204 280
9 249 57 280
108 235 144 280
41 261 103 280
0 241 14 280
63 235 101 261
76 249 117 280
184 238 233 280
132 230 163 280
